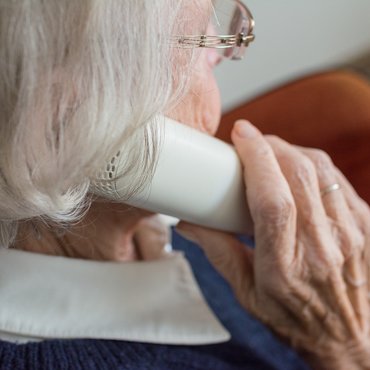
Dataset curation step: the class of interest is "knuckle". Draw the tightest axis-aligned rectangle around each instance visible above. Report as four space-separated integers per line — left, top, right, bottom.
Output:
308 149 334 172
340 226 365 257
349 227 365 250
256 195 296 227
292 157 317 186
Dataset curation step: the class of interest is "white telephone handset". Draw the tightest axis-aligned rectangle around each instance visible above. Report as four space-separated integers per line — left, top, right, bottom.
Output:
92 116 253 235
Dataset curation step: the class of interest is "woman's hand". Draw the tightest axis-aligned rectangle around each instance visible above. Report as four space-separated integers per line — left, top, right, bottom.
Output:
176 120 370 369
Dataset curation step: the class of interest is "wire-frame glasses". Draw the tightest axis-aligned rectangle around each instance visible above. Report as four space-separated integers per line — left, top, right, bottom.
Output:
172 0 255 61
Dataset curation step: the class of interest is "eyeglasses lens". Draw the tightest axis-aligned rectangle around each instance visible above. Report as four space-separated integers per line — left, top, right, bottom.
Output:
210 0 250 60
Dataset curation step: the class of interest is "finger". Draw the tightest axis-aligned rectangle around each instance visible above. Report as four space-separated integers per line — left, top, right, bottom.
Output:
296 147 365 256
364 235 370 300
335 169 370 316
297 149 368 329
343 249 369 332
327 268 363 338
266 137 327 225
134 215 171 260
265 137 365 334
176 221 255 307
335 169 370 234
231 121 297 267
265 137 345 265
296 148 347 216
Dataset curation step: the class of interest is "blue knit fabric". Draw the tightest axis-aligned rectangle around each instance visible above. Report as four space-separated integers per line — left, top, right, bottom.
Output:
0 339 278 370
0 229 310 370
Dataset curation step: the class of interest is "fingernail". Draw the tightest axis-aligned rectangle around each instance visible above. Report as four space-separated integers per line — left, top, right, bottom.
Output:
234 120 257 138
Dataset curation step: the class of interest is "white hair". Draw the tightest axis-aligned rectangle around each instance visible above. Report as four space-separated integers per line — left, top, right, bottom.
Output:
0 0 209 247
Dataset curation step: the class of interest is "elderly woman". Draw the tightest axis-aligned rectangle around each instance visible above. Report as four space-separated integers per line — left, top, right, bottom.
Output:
0 0 369 369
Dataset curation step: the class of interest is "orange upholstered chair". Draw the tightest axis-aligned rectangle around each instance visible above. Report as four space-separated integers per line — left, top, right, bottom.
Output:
218 71 370 204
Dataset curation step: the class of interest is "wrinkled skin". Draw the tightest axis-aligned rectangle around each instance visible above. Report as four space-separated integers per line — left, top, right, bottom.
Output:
16 203 170 261
177 120 370 370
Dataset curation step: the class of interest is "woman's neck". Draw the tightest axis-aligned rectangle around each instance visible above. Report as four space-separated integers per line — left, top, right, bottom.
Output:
13 202 153 261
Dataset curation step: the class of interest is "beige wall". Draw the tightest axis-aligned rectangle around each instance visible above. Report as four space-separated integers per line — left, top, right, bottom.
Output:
216 0 370 111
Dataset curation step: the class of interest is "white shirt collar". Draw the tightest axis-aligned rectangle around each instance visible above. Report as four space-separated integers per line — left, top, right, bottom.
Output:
0 248 230 344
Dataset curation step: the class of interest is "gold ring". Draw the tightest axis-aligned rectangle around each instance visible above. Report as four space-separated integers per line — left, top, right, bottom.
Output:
320 183 341 197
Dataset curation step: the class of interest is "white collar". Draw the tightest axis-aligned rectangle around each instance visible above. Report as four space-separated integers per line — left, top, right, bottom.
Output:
0 248 230 344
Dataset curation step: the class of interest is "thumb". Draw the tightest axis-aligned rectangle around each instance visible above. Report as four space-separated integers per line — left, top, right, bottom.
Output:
176 222 254 296
135 215 171 260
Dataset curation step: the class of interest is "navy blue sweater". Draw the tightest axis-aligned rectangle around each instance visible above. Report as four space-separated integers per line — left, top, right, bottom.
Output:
0 230 310 370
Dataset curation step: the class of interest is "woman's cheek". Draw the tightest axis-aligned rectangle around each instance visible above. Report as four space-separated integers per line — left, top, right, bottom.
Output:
200 68 222 135
167 51 222 136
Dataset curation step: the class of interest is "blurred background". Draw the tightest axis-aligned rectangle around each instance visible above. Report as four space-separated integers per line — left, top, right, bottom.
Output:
216 0 370 111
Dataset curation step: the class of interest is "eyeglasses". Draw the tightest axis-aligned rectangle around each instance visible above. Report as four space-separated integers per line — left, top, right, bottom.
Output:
172 0 255 61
